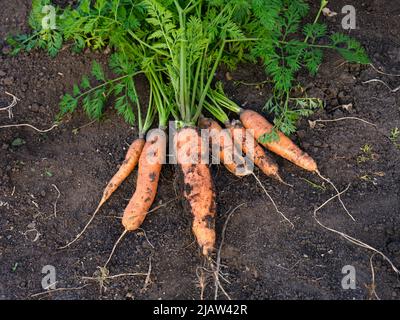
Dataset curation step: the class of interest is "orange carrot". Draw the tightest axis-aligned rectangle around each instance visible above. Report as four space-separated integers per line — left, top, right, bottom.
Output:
104 128 165 268
103 138 146 202
228 120 283 181
240 109 318 172
240 110 356 221
199 116 252 177
122 129 166 231
59 137 145 249
175 127 216 256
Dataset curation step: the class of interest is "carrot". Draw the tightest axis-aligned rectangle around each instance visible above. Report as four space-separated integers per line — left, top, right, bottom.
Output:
240 109 355 220
198 116 252 177
175 127 216 256
239 109 318 172
228 120 284 182
59 137 145 249
104 138 146 201
122 128 166 231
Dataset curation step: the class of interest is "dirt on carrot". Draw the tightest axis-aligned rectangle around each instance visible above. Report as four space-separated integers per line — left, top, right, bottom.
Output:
228 120 283 182
199 116 252 177
175 127 217 256
122 129 166 231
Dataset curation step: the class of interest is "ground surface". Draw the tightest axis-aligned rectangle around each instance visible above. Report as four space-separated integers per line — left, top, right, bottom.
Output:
0 0 399 300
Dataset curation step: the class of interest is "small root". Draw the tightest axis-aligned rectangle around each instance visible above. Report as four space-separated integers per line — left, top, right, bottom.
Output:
138 228 155 249
252 173 294 228
52 184 61 218
82 266 147 293
316 170 355 221
58 200 105 250
362 79 400 93
0 91 19 119
0 123 58 132
314 185 399 277
309 117 376 129
196 267 207 300
141 256 153 292
103 229 128 268
369 64 400 77
212 203 245 300
366 254 380 300
275 173 294 188
30 285 88 298
210 259 232 301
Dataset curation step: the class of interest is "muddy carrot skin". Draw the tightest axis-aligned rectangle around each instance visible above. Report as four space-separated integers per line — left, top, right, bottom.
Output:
228 120 282 180
240 109 318 172
175 127 216 256
199 117 252 177
122 129 166 231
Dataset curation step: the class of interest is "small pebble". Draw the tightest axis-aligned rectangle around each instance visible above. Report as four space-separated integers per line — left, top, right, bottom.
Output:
0 70 6 77
126 292 134 299
31 103 40 112
2 77 14 86
27 222 36 229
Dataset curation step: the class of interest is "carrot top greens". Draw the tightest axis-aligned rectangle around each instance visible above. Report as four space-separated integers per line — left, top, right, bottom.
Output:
8 0 369 134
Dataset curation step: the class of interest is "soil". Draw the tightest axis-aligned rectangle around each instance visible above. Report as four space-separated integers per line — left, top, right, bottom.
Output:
0 0 399 300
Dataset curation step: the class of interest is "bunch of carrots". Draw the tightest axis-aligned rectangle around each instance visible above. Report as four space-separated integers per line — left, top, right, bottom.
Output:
13 1 400 295
10 0 352 261
61 96 319 258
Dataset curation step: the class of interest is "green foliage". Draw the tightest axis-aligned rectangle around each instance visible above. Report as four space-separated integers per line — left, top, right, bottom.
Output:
7 0 63 57
58 60 136 125
390 127 400 149
262 95 323 138
10 0 370 134
330 33 370 64
247 0 369 134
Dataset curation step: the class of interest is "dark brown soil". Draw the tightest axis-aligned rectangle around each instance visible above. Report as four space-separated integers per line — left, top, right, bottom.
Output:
1 0 399 300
